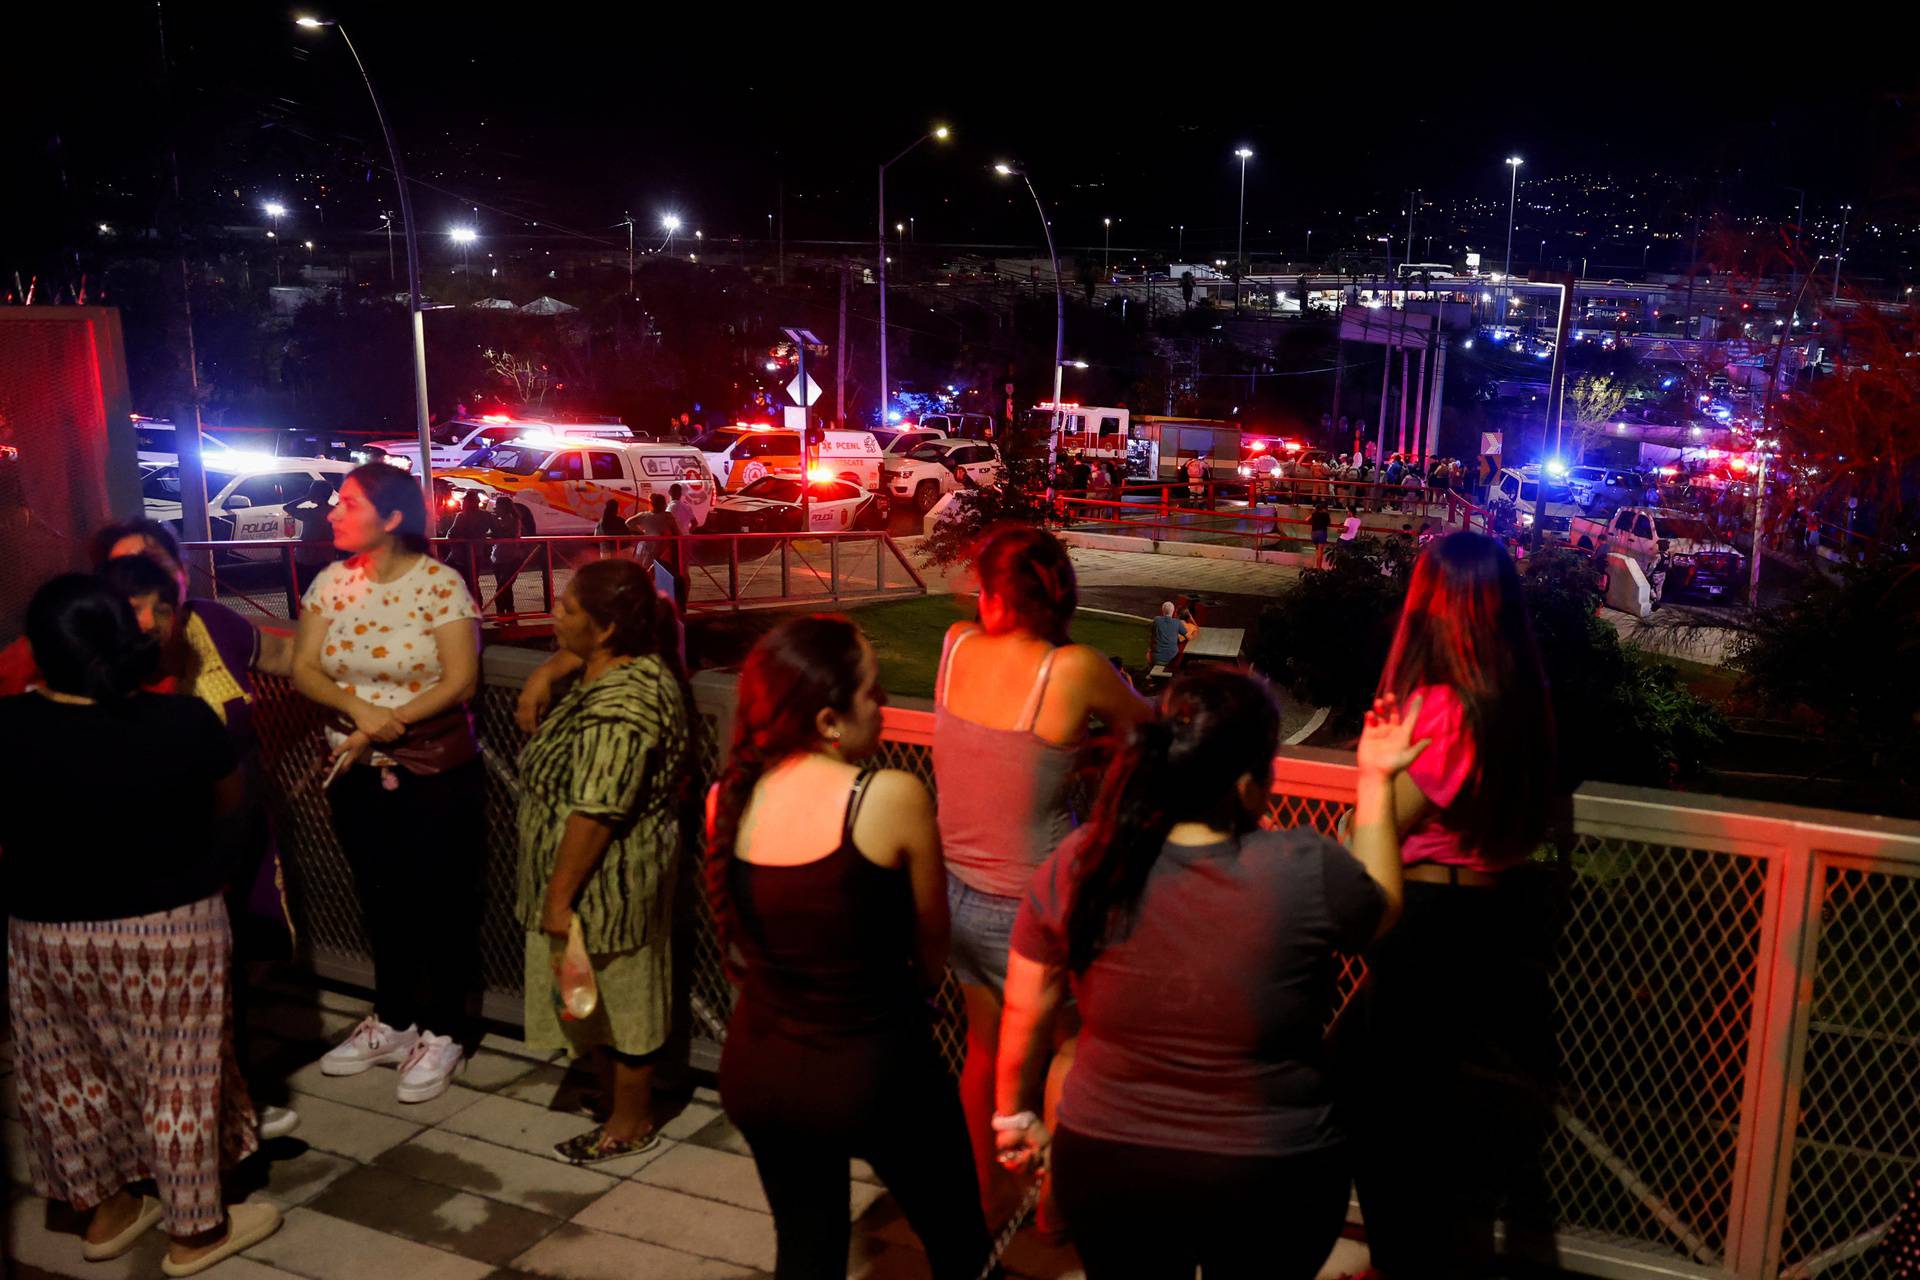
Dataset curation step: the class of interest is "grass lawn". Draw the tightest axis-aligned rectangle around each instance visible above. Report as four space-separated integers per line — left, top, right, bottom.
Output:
852 594 1148 701
687 593 1150 703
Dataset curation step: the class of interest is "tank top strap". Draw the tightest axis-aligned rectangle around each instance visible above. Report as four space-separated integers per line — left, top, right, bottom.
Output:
1017 648 1059 732
936 625 979 709
842 767 880 844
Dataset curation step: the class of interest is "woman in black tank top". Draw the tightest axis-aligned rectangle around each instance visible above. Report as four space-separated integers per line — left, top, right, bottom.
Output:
707 617 990 1280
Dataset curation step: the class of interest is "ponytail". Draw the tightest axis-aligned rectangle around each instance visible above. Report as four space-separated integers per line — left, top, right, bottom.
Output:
703 615 867 983
1062 669 1282 972
1064 718 1178 972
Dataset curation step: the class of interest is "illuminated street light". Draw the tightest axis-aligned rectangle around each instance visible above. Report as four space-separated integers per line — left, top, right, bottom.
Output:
1234 146 1253 312
449 227 477 244
878 125 951 423
296 13 433 509
995 160 1066 485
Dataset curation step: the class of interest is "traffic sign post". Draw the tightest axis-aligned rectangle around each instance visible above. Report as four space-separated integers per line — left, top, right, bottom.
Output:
784 328 824 534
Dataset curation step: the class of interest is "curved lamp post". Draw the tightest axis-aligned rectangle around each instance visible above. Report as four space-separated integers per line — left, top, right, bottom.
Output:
878 125 948 425
995 162 1065 484
296 16 433 509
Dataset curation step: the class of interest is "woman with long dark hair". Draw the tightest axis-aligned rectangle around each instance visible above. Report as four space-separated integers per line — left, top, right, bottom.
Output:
292 462 484 1104
992 669 1427 1278
515 558 690 1163
2 575 281 1274
933 524 1150 1215
710 616 990 1279
1340 529 1561 1277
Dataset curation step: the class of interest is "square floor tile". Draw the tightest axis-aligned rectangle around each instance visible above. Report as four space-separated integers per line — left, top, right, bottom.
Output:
282 1091 426 1162
304 1166 564 1267
510 1222 758 1280
438 1094 670 1178
458 1050 546 1093
493 1064 598 1117
680 1112 751 1157
244 1206 498 1280
6 1191 166 1280
633 1143 770 1213
242 1145 360 1211
658 1100 720 1142
375 1128 621 1219
479 1031 566 1064
570 1181 776 1271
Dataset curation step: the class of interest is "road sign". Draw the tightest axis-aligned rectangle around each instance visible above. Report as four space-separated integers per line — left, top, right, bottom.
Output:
786 372 822 407
783 406 807 433
781 327 823 348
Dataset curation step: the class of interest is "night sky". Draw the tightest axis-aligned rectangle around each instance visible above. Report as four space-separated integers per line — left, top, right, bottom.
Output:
9 8 1920 271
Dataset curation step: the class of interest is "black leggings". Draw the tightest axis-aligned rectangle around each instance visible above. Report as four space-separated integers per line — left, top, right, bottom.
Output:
327 757 485 1043
1050 1127 1351 1279
719 1010 990 1280
1332 873 1565 1279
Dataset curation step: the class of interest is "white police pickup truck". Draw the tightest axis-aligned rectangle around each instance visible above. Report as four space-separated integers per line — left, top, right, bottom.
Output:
142 456 355 560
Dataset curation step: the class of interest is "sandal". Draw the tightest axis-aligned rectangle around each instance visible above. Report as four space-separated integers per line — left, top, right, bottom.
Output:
160 1202 282 1277
554 1124 660 1165
82 1195 163 1260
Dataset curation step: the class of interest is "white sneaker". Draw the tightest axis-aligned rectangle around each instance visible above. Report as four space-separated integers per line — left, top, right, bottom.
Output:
395 1031 464 1104
256 1105 301 1140
319 1017 419 1077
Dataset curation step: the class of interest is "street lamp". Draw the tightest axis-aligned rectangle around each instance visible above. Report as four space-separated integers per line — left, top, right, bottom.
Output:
295 15 433 510
1234 146 1254 312
661 214 680 254
995 161 1066 484
1305 227 1313 263
878 124 950 426
450 226 476 293
1503 157 1523 281
263 201 287 285
1833 203 1853 297
1103 217 1112 279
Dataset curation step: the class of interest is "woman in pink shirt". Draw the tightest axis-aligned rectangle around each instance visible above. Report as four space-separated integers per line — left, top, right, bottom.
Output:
1338 529 1561 1278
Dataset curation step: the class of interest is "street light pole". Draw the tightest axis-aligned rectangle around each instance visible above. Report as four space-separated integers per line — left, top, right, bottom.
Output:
1833 203 1853 297
1103 217 1111 279
1503 157 1523 281
997 164 1065 488
878 125 949 427
1234 147 1253 313
296 16 433 511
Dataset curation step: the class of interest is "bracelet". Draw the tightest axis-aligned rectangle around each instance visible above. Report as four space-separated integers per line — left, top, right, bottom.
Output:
991 1111 1039 1133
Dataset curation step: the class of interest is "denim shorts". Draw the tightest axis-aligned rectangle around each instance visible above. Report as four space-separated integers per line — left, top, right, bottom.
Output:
946 871 1024 996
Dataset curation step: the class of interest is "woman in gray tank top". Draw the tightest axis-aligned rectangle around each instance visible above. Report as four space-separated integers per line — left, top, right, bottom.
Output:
932 525 1150 1224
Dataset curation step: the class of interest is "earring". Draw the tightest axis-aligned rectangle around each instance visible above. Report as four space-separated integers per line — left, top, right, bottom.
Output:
827 729 842 742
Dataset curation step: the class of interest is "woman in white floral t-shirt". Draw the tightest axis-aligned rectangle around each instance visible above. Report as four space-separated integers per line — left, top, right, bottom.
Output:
291 463 483 1105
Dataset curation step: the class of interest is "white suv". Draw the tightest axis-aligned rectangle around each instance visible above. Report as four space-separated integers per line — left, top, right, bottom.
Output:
883 440 1005 513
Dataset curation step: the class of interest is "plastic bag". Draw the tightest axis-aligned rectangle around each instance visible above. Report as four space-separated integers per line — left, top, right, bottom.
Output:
555 916 598 1021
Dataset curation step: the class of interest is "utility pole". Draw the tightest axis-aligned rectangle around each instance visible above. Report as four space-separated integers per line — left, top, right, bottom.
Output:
155 0 211 586
836 266 848 425
1833 204 1853 297
622 211 635 296
1531 279 1576 554
1406 189 1418 265
776 180 785 286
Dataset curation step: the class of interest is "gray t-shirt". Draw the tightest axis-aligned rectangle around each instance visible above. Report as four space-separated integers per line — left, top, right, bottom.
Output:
1150 615 1184 665
1013 826 1383 1157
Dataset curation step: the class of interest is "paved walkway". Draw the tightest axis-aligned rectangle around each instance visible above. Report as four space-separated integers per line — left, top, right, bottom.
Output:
4 980 1369 1280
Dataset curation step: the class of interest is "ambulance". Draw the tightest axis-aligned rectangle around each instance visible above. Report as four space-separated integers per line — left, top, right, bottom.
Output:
439 436 714 535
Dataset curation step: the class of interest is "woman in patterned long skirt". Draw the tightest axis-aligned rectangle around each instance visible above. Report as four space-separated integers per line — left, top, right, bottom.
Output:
0 575 281 1275
515 558 692 1163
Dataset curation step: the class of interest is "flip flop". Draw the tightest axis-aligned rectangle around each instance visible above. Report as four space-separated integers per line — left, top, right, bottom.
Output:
160 1203 282 1277
81 1195 163 1260
554 1124 660 1165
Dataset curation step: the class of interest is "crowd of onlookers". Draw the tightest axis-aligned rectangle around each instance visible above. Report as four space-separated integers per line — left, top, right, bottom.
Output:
5 460 1569 1278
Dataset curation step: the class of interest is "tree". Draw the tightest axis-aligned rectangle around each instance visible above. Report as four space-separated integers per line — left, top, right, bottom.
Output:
1295 274 1312 316
1564 374 1626 465
1076 255 1099 305
1180 271 1195 310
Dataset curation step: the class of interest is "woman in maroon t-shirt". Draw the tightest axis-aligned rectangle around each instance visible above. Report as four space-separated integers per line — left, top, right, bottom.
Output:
1341 529 1561 1278
992 670 1428 1279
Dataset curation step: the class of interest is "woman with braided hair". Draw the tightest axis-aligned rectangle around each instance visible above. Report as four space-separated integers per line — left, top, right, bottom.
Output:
933 523 1151 1220
514 557 691 1163
993 669 1426 1278
709 616 990 1280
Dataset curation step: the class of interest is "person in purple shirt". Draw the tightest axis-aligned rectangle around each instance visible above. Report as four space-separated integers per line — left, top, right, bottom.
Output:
992 669 1428 1279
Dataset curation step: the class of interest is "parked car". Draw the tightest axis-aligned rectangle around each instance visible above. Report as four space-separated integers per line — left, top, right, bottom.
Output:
440 438 714 534
704 476 886 534
882 439 1006 513
1569 506 1748 600
918 411 995 441
366 416 634 474
1489 466 1579 532
1565 465 1647 511
143 455 355 561
871 425 947 461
